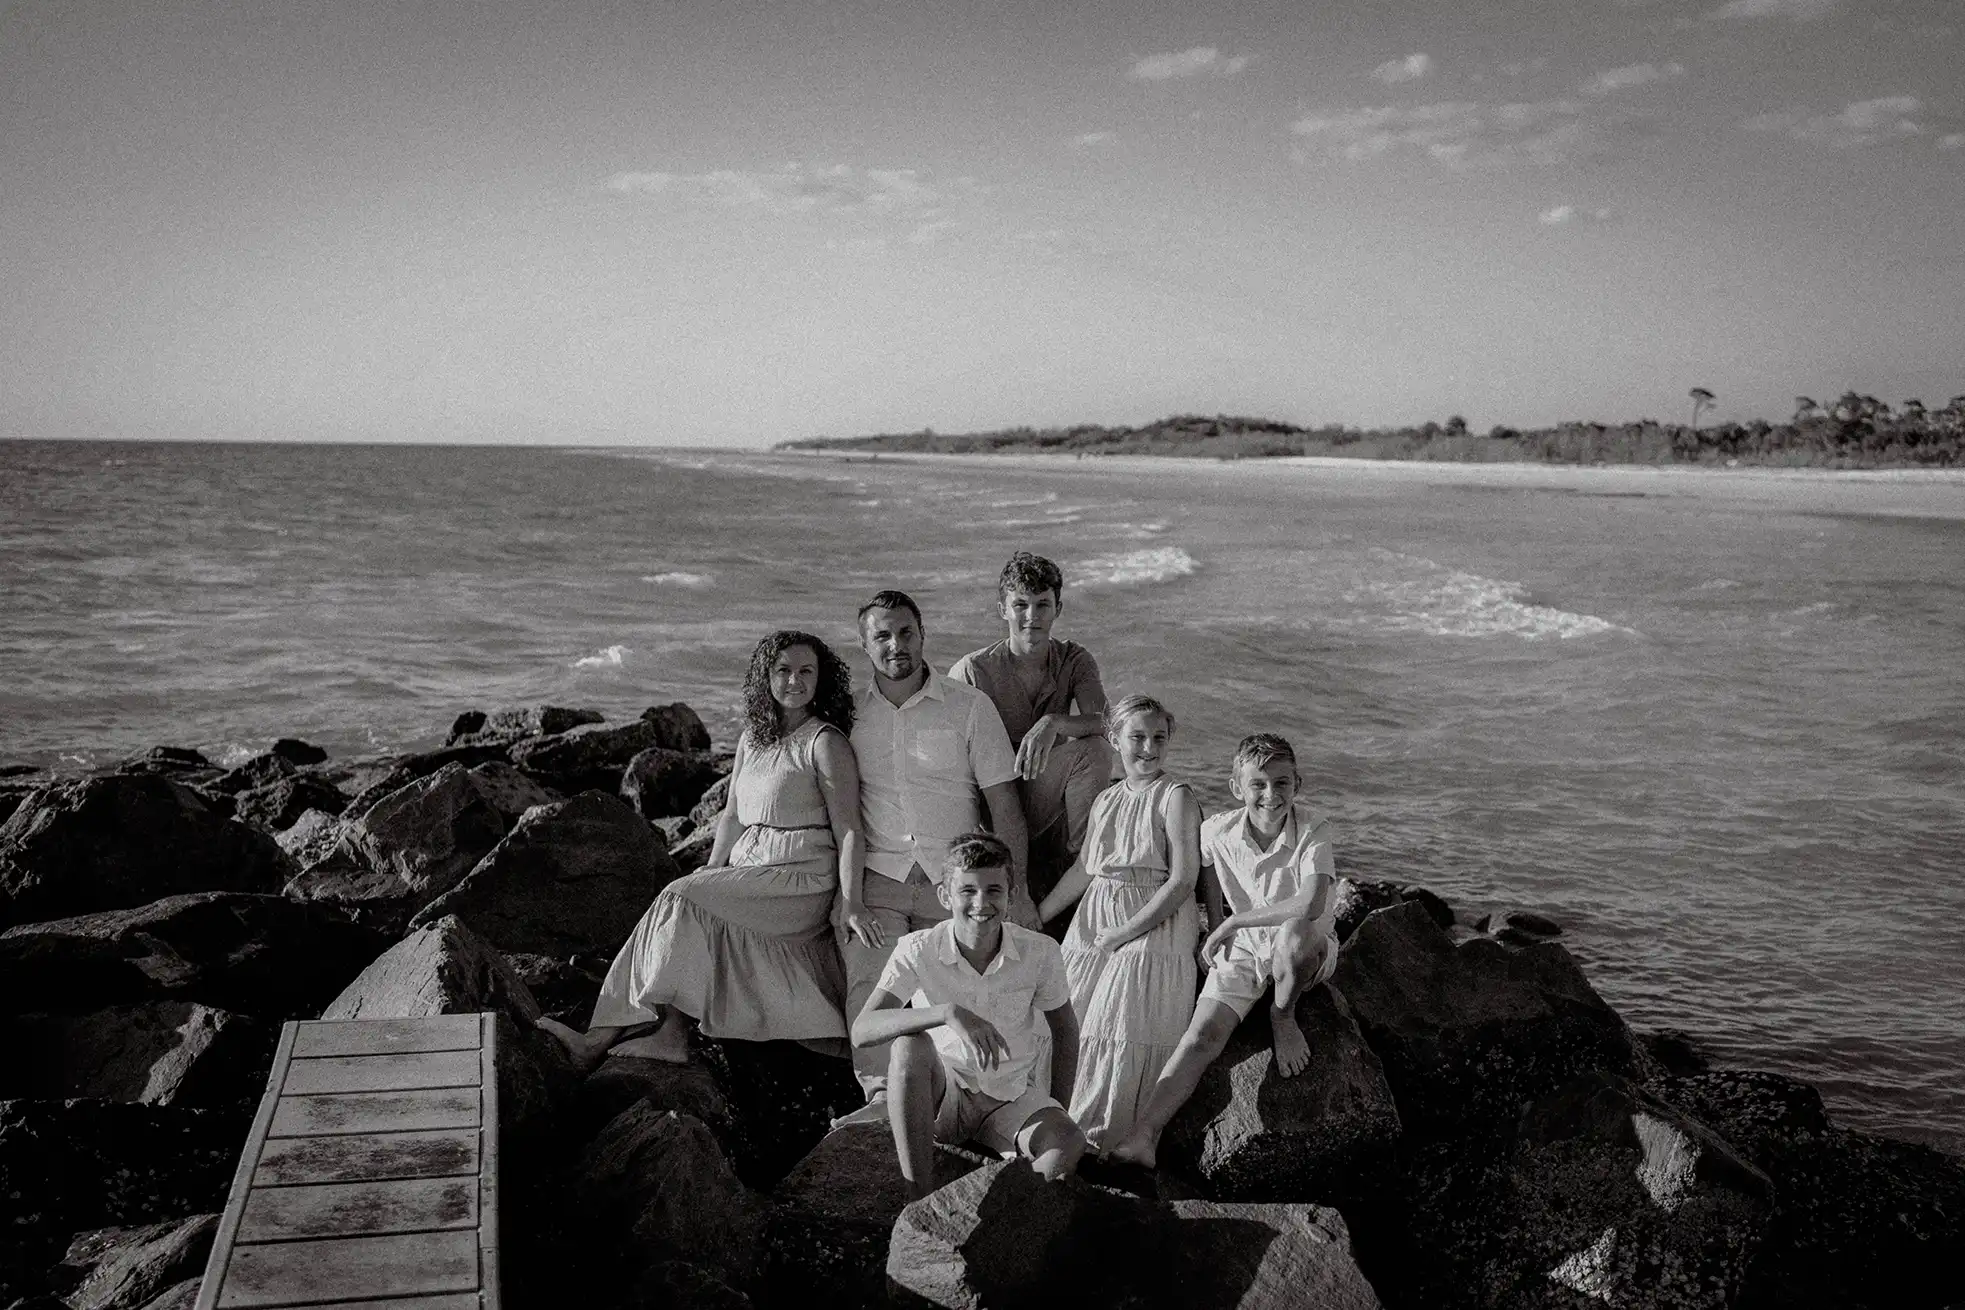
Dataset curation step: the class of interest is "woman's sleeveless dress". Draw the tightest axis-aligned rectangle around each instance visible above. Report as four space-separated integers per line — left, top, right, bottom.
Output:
1060 774 1200 1148
589 718 848 1041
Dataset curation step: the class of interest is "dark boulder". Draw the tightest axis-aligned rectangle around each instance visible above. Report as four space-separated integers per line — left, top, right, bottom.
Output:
104 748 217 784
3 1003 274 1108
624 1261 753 1310
700 1038 863 1188
651 815 695 847
884 1162 1383 1309
269 738 327 766
621 747 724 822
0 775 296 928
572 1104 762 1288
1331 878 1404 943
671 826 717 875
460 760 560 823
272 808 343 869
506 951 611 1025
641 703 713 752
574 1052 735 1145
1640 1029 1716 1078
1474 909 1562 939
1331 900 1639 1136
689 776 730 830
447 705 605 746
232 774 346 833
1161 983 1401 1201
0 1100 245 1304
764 1122 986 1308
0 892 384 1019
319 914 575 1124
508 720 672 795
339 743 518 819
410 792 678 959
50 1215 217 1310
210 753 295 795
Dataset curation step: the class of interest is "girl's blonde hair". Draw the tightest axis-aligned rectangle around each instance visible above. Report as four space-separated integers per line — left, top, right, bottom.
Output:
1104 693 1176 739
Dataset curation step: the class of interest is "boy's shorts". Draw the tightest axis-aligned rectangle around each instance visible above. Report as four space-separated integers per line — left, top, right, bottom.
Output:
1200 924 1340 1020
935 1080 1061 1157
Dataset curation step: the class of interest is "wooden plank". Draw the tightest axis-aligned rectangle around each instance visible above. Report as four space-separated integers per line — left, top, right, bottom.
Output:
291 1015 482 1058
254 1129 478 1187
282 1049 481 1095
236 1176 477 1242
215 1230 479 1308
477 1012 500 1310
194 1021 299 1310
269 1088 479 1138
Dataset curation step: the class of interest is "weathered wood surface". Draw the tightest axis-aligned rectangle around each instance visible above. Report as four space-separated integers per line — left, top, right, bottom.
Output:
193 1013 501 1310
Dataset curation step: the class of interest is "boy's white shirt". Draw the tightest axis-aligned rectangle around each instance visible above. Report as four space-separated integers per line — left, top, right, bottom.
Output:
874 918 1069 1102
1199 803 1334 925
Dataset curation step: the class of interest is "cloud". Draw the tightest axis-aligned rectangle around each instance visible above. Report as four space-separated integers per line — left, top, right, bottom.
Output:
1743 95 1925 147
1127 46 1250 81
1584 62 1686 95
1073 131 1116 147
1539 204 1614 224
1371 53 1434 85
604 164 947 214
1290 98 1606 164
905 219 957 246
1709 0 1840 19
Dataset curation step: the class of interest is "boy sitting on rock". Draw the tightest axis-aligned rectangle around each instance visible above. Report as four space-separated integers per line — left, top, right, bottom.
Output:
1106 733 1338 1169
852 831 1087 1200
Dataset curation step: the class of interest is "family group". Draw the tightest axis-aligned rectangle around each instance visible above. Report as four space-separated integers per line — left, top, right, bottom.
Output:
539 552 1339 1197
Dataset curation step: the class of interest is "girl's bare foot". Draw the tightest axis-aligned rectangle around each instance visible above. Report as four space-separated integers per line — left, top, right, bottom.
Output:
1103 1132 1158 1170
536 1016 615 1073
609 1013 691 1065
1270 1007 1311 1078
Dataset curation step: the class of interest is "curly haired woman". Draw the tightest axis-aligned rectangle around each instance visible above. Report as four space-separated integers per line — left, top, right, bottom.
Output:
541 630 866 1066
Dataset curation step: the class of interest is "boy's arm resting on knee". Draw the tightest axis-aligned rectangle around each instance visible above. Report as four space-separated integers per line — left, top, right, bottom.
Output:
1042 1002 1080 1105
1220 832 1338 932
853 989 1011 1067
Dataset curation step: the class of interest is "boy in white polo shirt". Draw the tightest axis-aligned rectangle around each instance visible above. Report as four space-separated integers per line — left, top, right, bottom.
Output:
1105 733 1337 1170
852 832 1086 1200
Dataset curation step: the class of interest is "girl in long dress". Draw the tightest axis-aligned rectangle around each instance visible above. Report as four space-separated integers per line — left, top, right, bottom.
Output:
540 630 880 1067
1036 694 1201 1150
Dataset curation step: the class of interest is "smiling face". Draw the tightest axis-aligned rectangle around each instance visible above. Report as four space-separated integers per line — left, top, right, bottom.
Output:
1110 709 1173 780
1231 756 1299 834
768 644 819 716
860 604 925 684
1000 586 1060 650
938 861 1011 949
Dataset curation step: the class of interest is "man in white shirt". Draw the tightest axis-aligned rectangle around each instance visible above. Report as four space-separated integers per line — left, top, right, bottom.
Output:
837 589 1033 1108
852 832 1084 1199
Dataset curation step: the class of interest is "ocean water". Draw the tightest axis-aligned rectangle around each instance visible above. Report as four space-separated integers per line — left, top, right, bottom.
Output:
3 439 1961 1153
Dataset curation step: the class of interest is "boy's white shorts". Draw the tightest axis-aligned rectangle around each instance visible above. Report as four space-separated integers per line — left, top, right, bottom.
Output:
1200 924 1340 1020
935 1080 1062 1158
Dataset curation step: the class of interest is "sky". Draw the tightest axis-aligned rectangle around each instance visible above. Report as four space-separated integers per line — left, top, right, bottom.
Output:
2 0 1961 445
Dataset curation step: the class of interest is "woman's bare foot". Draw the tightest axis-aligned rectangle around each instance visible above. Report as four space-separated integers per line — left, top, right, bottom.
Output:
1269 1007 1311 1078
609 1013 692 1065
536 1016 616 1073
1103 1131 1158 1171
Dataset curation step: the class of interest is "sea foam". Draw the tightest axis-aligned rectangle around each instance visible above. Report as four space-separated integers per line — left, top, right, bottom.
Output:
1359 556 1626 640
573 644 630 668
642 571 713 588
1075 546 1200 589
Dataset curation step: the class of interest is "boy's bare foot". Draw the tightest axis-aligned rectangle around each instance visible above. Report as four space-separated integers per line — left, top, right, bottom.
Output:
1270 1006 1311 1078
609 1016 691 1066
1103 1133 1158 1171
536 1016 614 1072
828 1094 891 1131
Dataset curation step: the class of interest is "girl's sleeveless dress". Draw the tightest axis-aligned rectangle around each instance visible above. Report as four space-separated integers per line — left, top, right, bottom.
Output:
1060 773 1200 1148
589 718 848 1042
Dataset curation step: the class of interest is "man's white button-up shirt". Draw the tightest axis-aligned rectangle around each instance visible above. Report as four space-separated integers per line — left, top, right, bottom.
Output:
852 669 1018 883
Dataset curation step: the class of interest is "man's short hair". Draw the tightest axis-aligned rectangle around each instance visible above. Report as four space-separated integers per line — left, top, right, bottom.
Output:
1232 732 1297 775
998 551 1064 602
857 589 924 631
943 831 1013 879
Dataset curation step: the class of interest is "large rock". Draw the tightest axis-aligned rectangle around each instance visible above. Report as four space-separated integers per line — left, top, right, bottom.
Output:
765 1122 986 1307
1331 900 1639 1136
104 748 218 784
319 914 573 1123
409 792 678 958
885 1162 1383 1309
641 702 713 751
51 1215 217 1310
506 950 610 1024
232 774 346 833
689 775 730 830
0 892 383 1019
447 704 605 746
273 808 344 868
508 720 674 794
620 747 723 822
0 775 296 928
460 760 560 823
210 752 295 795
1162 983 1401 1201
701 1039 864 1187
269 738 327 766
339 743 517 819
573 1104 762 1287
284 762 512 927
574 1052 735 1145
0 1100 244 1304
4 1003 273 1107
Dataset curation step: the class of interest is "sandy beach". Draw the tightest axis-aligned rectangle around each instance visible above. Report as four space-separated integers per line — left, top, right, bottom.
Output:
799 449 1965 521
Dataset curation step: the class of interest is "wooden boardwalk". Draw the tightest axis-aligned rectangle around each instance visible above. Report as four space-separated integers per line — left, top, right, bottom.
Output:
194 1013 501 1310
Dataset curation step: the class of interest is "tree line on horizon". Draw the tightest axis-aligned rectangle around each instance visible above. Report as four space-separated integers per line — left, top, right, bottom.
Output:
780 390 1965 468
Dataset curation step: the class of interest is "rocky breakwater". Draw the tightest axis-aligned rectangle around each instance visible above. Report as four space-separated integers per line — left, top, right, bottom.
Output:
2 719 1962 1309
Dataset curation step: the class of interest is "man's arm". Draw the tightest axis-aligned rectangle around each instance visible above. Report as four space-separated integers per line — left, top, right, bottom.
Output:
1042 1002 1080 1106
980 779 1030 885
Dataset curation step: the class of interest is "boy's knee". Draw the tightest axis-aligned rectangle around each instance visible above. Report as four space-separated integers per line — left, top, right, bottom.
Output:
1188 1003 1240 1052
888 1031 937 1079
1021 1106 1086 1159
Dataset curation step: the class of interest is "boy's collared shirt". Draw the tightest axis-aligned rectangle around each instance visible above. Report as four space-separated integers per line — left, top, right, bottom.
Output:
875 919 1068 1101
852 669 1019 883
948 638 1104 749
1200 804 1333 920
